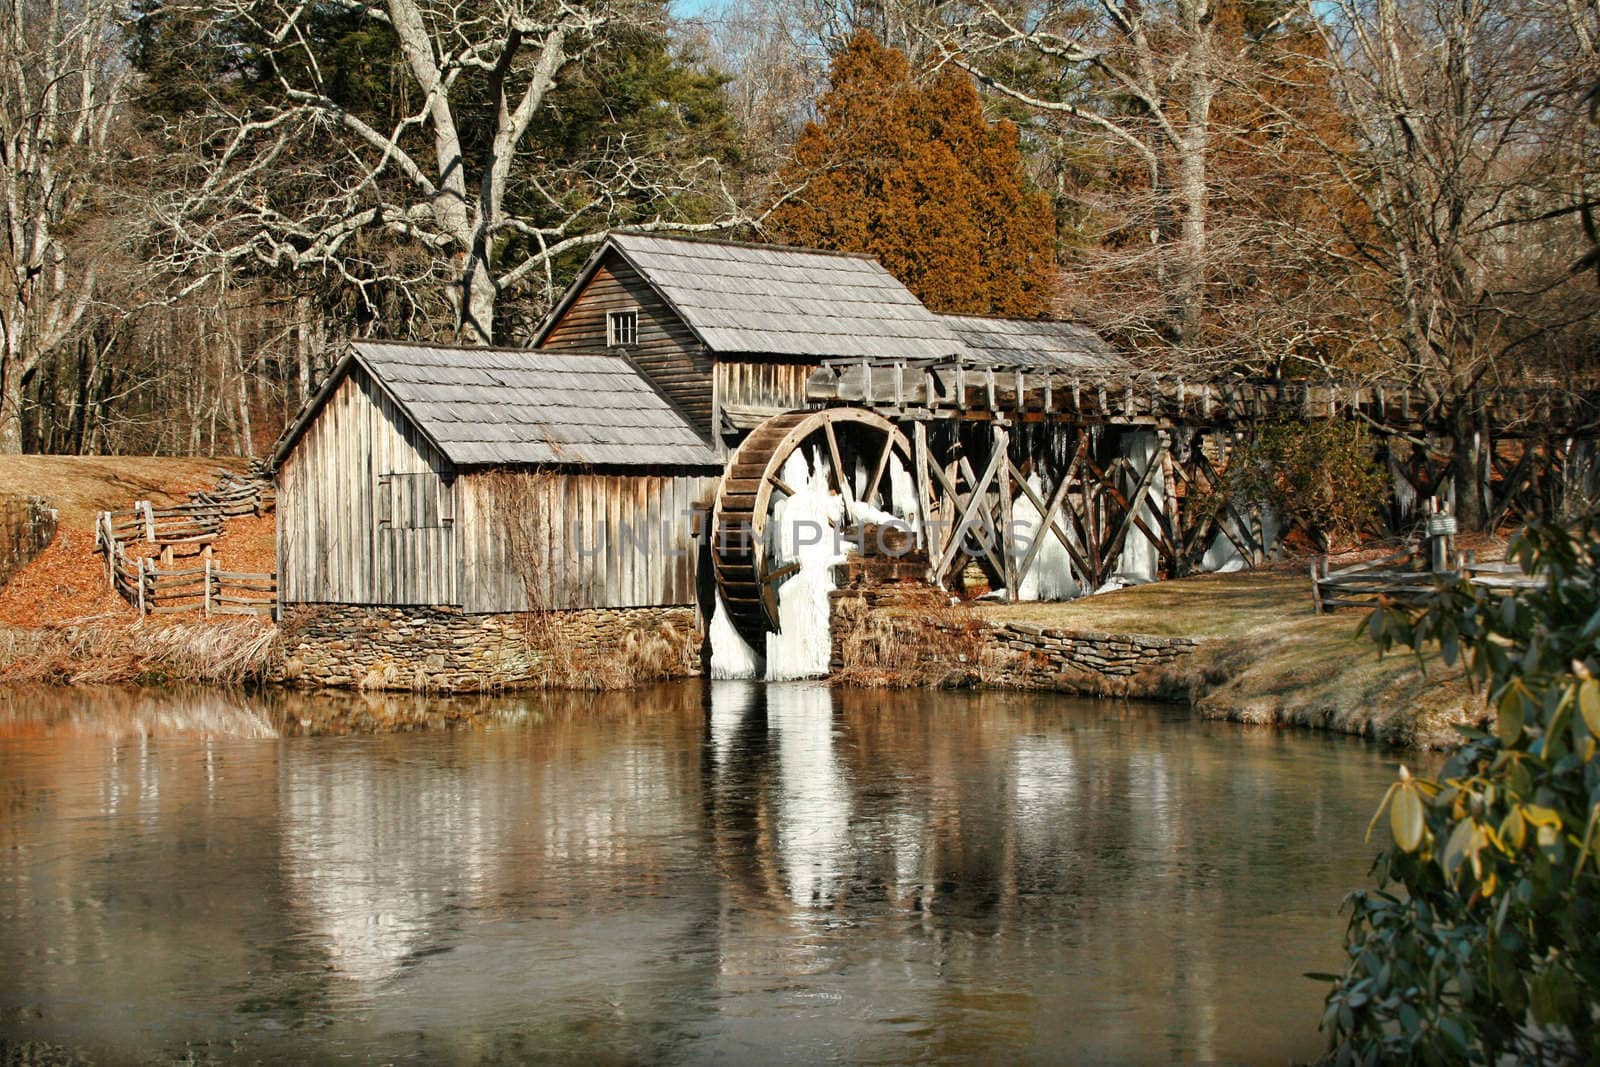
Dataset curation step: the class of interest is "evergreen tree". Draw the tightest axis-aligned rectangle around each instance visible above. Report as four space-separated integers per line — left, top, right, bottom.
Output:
769 32 1055 318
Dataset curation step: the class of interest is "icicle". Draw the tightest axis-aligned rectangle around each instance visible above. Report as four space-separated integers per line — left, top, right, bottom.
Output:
1015 471 1079 601
887 453 918 537
765 449 846 681
1113 431 1163 583
709 591 763 679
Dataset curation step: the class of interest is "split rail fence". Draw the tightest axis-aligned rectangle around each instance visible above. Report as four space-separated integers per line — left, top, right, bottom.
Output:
1312 550 1540 613
95 468 277 619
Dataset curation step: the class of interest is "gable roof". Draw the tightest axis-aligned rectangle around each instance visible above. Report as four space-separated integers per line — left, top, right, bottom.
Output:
938 314 1129 371
536 232 965 361
272 342 722 471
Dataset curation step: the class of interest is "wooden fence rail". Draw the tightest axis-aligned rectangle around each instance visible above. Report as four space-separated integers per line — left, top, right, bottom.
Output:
1312 548 1539 613
93 468 278 619
203 560 277 617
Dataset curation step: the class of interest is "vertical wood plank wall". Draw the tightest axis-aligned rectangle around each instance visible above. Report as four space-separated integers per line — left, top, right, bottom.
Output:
714 360 817 418
278 368 457 607
537 251 714 433
457 473 719 613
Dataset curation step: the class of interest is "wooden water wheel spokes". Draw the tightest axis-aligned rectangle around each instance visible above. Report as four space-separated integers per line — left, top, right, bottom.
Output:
712 409 914 648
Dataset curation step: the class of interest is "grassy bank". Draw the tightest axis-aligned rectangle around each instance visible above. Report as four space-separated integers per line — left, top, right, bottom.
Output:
0 619 280 686
975 569 1483 749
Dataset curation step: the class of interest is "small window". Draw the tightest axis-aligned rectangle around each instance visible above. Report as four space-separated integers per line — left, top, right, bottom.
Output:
607 309 639 347
377 471 454 530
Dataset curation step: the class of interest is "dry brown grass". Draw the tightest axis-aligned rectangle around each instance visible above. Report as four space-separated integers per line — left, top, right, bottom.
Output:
974 568 1311 639
0 455 247 531
1178 616 1486 748
0 618 279 686
831 583 1010 688
517 614 700 691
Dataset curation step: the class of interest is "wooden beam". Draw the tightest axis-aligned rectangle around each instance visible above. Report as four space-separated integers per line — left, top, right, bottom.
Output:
933 442 1004 584
1102 443 1169 567
823 420 854 505
864 430 897 505
997 427 1017 600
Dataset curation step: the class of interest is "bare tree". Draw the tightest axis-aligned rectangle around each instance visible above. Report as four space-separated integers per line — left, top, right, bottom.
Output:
692 0 822 195
147 0 773 345
1296 0 1600 526
934 0 1224 347
0 0 125 452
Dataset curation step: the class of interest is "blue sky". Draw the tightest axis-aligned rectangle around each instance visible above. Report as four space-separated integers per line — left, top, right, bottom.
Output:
669 0 725 19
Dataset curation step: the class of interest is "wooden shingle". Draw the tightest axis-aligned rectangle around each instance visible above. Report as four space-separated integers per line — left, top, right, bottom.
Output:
271 341 722 471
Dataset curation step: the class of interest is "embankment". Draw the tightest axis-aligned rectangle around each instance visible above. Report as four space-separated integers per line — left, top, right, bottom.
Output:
0 455 280 686
0 494 57 587
838 569 1482 749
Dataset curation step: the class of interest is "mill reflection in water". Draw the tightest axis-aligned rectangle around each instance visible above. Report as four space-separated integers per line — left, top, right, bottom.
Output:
0 682 1398 1064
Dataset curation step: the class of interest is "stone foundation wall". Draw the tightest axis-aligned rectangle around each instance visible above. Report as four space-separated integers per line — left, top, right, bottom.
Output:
829 580 1199 699
984 623 1198 694
277 603 702 691
0 495 57 588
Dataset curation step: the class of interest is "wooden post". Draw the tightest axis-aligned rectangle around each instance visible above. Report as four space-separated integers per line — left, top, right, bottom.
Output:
996 426 1016 601
1426 497 1457 573
1160 437 1181 578
1311 558 1325 614
137 557 148 618
203 551 213 618
139 500 155 543
98 512 114 586
913 422 932 554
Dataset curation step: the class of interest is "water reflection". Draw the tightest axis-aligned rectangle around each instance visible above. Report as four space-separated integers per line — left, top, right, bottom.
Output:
1 682 1408 1064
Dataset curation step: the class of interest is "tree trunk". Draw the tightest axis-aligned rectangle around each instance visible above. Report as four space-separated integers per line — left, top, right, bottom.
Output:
459 250 497 345
0 360 26 453
296 295 314 403
1452 399 1485 531
1174 0 1213 347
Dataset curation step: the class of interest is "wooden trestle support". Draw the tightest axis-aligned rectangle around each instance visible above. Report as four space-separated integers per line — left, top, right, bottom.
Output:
708 356 1600 640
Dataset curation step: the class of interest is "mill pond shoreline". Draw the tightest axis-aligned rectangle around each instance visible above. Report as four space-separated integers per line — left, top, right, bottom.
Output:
0 564 1484 750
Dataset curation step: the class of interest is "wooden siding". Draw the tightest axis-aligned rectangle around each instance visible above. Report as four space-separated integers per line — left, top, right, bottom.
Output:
537 251 714 434
456 472 720 613
714 359 817 424
277 368 458 607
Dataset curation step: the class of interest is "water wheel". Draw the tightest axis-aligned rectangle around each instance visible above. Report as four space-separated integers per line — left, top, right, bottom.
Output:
711 409 914 648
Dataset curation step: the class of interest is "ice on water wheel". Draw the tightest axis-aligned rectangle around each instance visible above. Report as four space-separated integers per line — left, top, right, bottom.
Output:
711 409 913 649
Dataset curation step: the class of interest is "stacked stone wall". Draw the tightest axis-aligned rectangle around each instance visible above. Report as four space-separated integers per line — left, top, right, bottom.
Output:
828 580 1199 699
277 604 701 691
983 623 1198 694
0 495 57 588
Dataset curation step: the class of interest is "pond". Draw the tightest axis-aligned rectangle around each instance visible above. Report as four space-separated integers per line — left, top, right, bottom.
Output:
0 682 1404 1065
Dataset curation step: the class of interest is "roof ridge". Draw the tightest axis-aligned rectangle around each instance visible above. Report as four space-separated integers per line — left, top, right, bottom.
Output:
609 229 885 264
936 312 1097 327
353 339 635 360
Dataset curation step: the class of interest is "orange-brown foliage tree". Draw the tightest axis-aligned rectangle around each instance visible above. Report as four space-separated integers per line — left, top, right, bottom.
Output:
768 32 1056 318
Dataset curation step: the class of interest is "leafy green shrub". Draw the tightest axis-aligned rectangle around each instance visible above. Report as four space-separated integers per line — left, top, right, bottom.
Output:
1319 521 1600 1064
1211 419 1388 552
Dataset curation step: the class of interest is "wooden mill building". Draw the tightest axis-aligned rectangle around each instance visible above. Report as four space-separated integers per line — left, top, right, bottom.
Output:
271 231 1128 638
534 232 1124 446
271 342 722 614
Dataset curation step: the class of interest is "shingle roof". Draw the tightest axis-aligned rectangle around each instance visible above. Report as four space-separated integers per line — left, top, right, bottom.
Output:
274 342 721 470
599 232 965 360
938 315 1129 371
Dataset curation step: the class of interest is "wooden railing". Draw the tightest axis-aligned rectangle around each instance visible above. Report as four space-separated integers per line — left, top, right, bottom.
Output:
1312 549 1538 613
205 562 277 616
1311 548 1432 613
94 468 278 619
